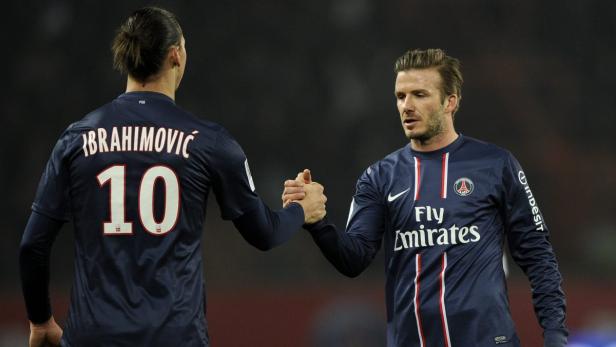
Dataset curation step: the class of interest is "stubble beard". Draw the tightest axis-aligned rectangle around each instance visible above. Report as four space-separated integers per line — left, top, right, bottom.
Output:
406 109 446 146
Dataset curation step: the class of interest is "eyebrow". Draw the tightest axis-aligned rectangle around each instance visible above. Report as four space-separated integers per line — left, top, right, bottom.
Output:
395 88 431 94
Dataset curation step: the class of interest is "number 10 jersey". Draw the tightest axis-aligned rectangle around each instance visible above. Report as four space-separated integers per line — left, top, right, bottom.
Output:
32 91 261 346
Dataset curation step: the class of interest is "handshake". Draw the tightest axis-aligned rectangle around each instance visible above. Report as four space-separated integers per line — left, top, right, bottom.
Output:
281 169 327 224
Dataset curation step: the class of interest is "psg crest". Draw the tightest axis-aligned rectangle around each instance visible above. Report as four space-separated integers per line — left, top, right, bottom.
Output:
454 177 474 196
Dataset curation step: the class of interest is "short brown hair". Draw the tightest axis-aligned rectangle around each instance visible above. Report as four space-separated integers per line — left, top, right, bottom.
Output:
394 48 463 113
111 7 183 83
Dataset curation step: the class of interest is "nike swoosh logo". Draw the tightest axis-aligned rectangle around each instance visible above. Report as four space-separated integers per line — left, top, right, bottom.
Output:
388 188 410 202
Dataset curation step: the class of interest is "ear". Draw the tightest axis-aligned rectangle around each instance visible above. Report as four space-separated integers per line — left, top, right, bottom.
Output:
169 46 181 67
444 94 459 114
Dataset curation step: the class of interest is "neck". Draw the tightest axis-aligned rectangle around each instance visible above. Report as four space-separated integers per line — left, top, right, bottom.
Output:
411 128 459 152
125 74 176 100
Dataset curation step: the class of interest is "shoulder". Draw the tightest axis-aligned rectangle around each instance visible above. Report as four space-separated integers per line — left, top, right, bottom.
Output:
176 112 245 162
56 103 118 151
457 135 522 172
356 145 408 187
164 104 230 138
156 104 240 155
458 135 512 160
179 108 242 146
366 145 409 176
459 136 525 185
71 102 115 130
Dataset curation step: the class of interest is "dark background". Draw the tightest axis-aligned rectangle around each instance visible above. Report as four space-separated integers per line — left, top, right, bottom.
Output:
2 0 615 346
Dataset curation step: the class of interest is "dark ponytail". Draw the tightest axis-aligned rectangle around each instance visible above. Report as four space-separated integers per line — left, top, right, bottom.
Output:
111 7 182 83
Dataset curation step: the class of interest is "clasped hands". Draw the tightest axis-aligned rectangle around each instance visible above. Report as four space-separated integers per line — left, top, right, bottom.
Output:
282 169 327 224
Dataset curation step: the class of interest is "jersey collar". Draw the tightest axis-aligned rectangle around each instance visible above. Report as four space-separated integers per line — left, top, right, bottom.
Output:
117 91 176 105
408 133 465 159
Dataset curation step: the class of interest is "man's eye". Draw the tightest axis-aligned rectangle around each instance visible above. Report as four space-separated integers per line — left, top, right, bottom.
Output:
396 94 405 100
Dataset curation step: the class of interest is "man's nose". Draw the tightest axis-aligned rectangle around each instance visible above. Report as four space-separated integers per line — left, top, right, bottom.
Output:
402 95 415 112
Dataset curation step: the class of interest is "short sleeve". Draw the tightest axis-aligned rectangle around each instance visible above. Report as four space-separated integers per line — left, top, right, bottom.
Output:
210 129 261 220
31 131 74 222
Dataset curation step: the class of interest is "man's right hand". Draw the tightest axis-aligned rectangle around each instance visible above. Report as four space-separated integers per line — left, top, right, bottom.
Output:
29 316 62 347
282 169 327 224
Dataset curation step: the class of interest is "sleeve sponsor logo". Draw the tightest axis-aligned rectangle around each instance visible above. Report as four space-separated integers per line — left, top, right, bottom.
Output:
517 171 527 185
517 170 545 232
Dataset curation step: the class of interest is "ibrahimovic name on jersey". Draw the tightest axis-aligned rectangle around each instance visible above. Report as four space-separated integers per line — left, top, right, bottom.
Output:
27 91 299 346
80 125 197 159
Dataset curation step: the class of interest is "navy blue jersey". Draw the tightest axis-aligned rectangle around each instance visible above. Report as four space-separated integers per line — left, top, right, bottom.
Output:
307 135 567 347
31 92 271 346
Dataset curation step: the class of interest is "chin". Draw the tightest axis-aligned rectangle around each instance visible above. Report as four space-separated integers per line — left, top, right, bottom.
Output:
404 130 422 140
407 133 433 143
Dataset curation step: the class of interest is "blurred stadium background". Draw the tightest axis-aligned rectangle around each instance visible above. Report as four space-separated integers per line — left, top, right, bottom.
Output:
2 0 615 346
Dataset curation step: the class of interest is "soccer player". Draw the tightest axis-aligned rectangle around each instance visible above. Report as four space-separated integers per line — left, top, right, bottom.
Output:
19 7 326 347
283 49 567 347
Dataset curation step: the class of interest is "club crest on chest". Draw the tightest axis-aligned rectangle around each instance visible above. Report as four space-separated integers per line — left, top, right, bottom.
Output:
453 177 474 197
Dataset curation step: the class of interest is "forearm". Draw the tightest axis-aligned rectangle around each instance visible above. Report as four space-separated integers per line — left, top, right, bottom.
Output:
305 218 377 278
508 228 567 347
232 199 304 251
19 211 62 323
543 328 567 347
510 236 567 330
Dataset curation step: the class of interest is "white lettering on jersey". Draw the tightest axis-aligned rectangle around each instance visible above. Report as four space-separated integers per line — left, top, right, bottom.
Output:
122 126 132 151
80 126 198 159
394 206 480 251
132 126 139 151
394 224 480 250
166 129 179 153
87 130 97 155
181 131 197 159
154 127 166 152
140 127 154 151
110 127 121 151
518 171 545 231
82 133 89 157
414 206 444 224
97 128 109 153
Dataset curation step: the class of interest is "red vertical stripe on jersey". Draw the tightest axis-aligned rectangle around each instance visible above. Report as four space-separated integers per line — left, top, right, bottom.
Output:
414 157 421 200
414 254 426 347
441 153 449 199
439 253 452 347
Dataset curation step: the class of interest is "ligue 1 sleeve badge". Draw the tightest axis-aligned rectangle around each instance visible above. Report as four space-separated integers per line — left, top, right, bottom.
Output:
454 177 474 196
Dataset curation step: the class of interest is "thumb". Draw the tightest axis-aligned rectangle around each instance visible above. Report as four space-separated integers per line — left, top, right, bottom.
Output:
302 169 312 184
